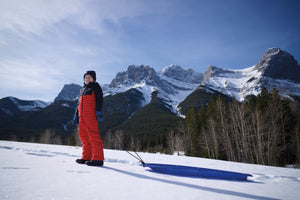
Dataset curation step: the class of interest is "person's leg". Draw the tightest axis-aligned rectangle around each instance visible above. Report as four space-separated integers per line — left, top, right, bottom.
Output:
86 117 104 161
78 117 92 161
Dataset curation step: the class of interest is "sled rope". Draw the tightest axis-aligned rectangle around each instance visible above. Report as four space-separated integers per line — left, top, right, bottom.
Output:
103 121 146 166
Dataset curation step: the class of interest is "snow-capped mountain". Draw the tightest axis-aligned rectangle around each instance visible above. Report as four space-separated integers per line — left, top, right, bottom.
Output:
161 64 203 84
9 97 49 111
0 96 50 117
104 65 203 113
202 48 300 101
1 47 299 144
1 47 299 122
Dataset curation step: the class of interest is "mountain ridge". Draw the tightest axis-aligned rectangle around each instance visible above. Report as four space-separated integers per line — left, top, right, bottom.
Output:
0 96 50 119
1 47 299 116
202 48 300 101
104 64 203 114
1 47 299 143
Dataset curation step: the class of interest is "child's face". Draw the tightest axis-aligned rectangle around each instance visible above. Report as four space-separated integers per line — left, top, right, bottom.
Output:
84 75 94 84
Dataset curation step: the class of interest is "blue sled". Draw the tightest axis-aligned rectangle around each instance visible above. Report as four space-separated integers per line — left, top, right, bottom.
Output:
145 163 252 181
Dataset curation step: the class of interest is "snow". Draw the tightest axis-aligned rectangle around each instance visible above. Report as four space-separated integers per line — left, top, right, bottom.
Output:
265 48 281 57
204 64 300 102
1 141 300 200
61 103 72 107
103 81 156 107
204 65 261 101
157 72 200 113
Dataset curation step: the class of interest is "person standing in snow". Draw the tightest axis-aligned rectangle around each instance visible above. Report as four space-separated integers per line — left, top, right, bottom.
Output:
73 70 104 166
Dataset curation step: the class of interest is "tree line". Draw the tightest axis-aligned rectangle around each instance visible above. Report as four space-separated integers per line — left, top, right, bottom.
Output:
182 87 300 167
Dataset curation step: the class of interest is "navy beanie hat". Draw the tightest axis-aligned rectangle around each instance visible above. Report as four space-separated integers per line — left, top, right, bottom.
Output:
84 70 96 81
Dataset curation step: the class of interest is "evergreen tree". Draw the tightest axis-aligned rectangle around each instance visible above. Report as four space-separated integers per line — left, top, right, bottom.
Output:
185 107 197 156
197 104 209 157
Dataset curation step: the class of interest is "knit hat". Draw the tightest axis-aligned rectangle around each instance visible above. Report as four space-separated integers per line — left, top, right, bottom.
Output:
84 70 96 81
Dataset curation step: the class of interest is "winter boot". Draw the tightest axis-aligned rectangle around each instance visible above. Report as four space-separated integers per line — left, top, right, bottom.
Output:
76 159 88 164
86 160 104 166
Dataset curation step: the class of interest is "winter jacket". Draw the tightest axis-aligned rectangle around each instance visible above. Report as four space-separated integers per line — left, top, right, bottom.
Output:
75 82 103 117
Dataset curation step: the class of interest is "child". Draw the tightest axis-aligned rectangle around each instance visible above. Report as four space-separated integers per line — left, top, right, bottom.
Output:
73 70 104 166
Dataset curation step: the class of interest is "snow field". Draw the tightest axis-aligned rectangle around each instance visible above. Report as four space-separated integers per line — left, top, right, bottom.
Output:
1 141 300 200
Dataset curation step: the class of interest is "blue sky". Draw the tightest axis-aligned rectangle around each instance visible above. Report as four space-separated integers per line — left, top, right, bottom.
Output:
0 0 299 101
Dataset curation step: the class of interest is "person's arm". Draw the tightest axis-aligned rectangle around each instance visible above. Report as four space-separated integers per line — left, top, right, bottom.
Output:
94 82 103 112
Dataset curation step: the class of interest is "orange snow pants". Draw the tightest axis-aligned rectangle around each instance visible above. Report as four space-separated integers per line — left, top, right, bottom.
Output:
78 93 104 161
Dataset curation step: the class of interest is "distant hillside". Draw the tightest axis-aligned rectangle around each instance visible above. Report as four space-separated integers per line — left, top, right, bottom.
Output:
118 91 183 152
0 100 77 141
0 97 49 119
178 85 232 115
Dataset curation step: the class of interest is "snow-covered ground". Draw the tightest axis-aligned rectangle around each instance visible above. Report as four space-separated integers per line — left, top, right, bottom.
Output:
1 140 300 200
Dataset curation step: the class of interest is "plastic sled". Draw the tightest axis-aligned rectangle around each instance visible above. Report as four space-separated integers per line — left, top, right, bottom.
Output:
145 163 252 181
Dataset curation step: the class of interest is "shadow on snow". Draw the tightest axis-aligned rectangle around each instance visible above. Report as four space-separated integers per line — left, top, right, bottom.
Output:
103 166 278 200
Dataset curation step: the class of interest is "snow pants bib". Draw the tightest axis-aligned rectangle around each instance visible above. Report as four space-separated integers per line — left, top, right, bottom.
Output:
78 92 104 161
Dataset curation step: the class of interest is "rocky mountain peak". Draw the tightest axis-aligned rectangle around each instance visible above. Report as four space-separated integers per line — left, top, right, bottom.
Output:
203 65 233 83
255 47 300 82
161 64 203 84
203 65 216 82
109 65 158 87
54 83 82 102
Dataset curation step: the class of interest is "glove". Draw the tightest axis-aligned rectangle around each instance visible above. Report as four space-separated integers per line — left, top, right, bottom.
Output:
72 115 79 126
96 111 104 122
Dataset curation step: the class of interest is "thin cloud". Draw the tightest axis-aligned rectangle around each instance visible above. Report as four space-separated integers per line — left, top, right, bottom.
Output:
0 0 299 101
0 0 81 35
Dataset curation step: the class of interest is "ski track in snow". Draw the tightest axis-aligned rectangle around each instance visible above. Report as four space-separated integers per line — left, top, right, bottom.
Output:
1 141 300 200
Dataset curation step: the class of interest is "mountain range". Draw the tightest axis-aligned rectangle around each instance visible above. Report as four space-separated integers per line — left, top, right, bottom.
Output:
202 48 300 102
0 47 299 142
